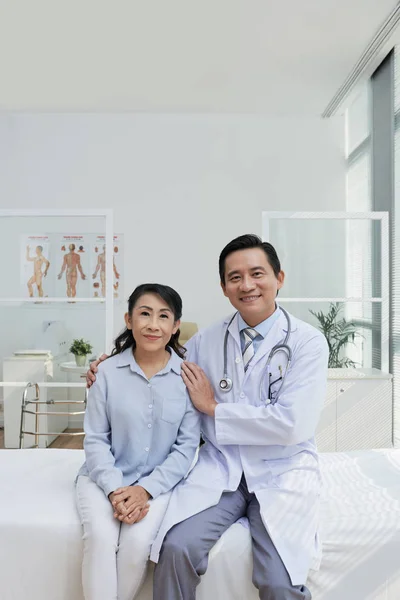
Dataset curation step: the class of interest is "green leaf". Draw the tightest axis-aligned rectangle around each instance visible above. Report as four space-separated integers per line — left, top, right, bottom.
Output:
309 302 362 368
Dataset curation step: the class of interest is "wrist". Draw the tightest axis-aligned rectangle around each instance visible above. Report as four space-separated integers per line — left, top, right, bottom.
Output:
135 485 151 500
206 399 217 417
142 488 151 500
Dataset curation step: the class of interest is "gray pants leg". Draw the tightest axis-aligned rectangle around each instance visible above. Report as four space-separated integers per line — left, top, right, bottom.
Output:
247 494 311 600
153 476 311 600
153 482 248 600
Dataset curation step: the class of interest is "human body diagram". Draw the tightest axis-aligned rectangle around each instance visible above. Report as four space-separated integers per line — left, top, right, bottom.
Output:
58 244 86 297
26 245 50 297
92 246 120 297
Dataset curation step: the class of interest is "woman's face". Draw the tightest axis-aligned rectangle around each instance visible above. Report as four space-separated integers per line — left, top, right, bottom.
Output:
125 293 180 354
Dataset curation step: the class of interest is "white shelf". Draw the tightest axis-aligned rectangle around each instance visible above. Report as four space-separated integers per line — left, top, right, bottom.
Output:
0 297 105 303
263 211 388 220
327 368 392 380
60 362 88 375
0 209 113 218
278 297 383 303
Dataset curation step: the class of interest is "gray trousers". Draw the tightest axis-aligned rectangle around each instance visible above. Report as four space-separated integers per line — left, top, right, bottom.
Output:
153 475 311 600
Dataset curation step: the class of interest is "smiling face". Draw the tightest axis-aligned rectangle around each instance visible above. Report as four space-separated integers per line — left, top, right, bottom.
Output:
125 292 180 355
221 248 284 326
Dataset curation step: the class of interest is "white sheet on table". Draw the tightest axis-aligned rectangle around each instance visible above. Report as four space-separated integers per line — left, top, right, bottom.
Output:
1 449 400 600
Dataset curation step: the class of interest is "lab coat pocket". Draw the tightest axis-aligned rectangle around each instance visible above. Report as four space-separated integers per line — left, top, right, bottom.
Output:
263 366 284 406
161 397 186 424
267 455 321 494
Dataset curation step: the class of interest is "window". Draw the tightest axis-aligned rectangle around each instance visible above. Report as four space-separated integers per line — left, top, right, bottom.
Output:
345 83 374 367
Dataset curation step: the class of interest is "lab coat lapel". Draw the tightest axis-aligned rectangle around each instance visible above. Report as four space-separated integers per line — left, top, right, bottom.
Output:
225 312 242 355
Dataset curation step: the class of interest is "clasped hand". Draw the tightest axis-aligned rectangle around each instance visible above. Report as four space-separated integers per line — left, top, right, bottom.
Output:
109 485 151 525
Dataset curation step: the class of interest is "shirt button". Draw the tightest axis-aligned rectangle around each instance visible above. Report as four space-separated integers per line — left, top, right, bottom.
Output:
148 424 152 429
149 404 153 409
235 357 241 364
137 472 140 478
145 447 149 452
147 383 152 388
240 393 245 399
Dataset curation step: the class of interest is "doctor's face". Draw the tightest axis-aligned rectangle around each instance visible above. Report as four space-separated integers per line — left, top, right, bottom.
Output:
221 248 284 327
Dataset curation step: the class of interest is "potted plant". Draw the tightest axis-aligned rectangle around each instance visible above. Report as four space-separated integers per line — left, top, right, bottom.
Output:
309 302 362 368
69 338 93 367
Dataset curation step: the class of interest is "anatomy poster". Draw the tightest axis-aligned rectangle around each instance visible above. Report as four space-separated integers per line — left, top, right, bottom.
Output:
20 235 51 298
55 235 89 298
91 235 123 300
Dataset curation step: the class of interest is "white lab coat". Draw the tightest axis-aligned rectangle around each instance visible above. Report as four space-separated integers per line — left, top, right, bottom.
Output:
150 308 329 586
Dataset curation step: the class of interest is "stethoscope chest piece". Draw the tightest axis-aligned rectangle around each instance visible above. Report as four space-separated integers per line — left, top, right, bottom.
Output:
219 377 233 392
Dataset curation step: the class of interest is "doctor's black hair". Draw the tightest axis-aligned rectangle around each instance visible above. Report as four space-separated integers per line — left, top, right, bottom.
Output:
219 234 281 285
111 283 186 358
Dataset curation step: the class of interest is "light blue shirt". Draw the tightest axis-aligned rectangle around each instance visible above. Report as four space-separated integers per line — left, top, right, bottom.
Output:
238 306 280 355
78 347 200 499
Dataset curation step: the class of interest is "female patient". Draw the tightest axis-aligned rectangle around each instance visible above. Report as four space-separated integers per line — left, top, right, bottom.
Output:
76 283 200 600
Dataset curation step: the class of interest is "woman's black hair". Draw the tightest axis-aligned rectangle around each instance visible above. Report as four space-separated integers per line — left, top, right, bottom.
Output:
111 283 186 359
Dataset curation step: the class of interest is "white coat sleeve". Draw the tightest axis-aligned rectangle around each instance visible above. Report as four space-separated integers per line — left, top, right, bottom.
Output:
83 369 123 497
215 333 329 446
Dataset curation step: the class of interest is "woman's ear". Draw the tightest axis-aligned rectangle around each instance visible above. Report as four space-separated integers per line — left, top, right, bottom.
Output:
124 312 132 330
173 319 181 335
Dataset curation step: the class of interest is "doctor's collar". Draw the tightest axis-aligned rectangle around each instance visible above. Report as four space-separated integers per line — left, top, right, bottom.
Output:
223 306 297 333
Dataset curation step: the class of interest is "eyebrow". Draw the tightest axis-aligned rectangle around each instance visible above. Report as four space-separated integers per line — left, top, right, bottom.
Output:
137 305 172 313
226 266 267 278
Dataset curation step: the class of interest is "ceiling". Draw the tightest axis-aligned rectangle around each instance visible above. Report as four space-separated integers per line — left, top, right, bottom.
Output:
0 0 398 114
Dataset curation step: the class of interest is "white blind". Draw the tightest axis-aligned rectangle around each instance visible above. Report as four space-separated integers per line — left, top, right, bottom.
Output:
393 46 400 442
345 84 371 158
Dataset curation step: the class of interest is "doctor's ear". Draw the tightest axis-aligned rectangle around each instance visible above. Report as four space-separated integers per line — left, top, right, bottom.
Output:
220 281 228 297
277 271 285 291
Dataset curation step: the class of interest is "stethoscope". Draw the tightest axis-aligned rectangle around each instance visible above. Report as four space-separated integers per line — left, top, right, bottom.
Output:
219 306 292 404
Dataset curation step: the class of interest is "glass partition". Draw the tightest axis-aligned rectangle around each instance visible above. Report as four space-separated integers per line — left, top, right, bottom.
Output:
263 212 389 371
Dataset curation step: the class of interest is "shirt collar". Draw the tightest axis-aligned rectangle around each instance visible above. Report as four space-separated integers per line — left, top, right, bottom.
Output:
237 305 280 339
116 346 182 375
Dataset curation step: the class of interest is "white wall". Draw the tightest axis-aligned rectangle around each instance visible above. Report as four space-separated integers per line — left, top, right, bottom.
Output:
0 113 345 334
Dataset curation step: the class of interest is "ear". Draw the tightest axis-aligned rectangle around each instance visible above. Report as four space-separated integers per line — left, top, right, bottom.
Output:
124 312 132 330
277 270 285 291
172 319 181 335
220 280 228 298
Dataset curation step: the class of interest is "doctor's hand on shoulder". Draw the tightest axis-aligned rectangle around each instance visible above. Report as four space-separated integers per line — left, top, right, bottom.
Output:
86 354 109 387
181 362 217 417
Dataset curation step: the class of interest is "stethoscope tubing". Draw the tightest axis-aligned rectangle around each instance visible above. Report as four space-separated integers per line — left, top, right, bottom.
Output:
219 306 292 403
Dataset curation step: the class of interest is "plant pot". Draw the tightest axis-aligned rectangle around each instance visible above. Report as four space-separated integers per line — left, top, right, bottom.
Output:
74 354 87 367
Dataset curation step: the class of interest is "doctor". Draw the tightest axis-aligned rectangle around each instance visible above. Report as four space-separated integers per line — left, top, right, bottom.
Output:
150 234 329 600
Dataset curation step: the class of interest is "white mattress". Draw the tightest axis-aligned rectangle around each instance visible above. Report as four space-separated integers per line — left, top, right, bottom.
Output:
1 448 400 600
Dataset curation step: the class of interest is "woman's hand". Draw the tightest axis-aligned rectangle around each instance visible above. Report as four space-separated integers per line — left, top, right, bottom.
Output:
108 491 126 518
110 486 151 524
86 354 108 387
181 362 218 417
